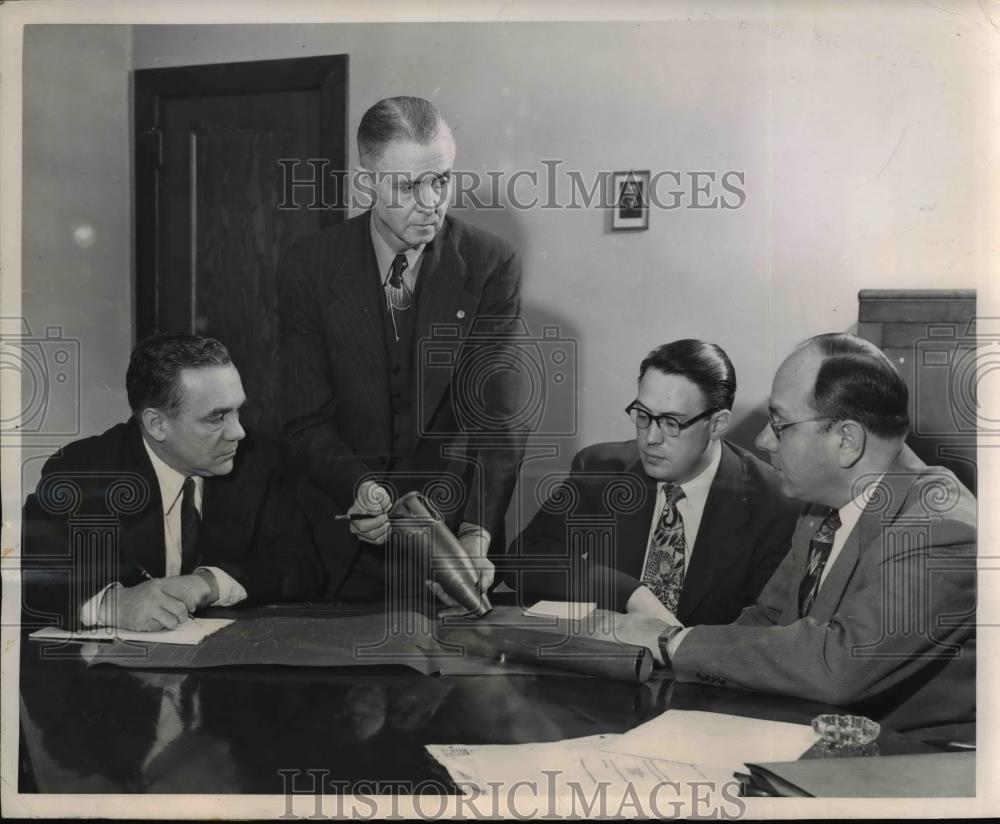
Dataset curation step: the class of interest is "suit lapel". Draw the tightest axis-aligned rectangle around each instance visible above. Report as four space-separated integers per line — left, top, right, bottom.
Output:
121 421 168 577
412 218 479 424
678 442 750 620
325 214 392 446
798 448 922 621
778 508 829 623
615 461 659 575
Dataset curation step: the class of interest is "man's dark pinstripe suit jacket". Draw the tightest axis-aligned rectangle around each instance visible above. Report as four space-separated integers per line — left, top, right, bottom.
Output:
278 210 528 597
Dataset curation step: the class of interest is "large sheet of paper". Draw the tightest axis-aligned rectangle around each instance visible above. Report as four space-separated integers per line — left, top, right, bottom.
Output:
29 617 234 646
603 709 819 773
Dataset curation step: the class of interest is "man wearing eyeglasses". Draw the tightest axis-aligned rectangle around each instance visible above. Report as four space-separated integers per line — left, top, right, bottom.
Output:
279 96 526 604
615 333 976 737
507 339 799 626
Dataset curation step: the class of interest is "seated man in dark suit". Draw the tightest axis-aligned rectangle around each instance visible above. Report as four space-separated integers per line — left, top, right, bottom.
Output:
506 339 799 626
22 333 322 632
616 333 976 737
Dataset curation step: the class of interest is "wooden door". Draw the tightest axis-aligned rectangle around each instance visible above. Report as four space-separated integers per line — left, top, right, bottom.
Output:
134 55 348 435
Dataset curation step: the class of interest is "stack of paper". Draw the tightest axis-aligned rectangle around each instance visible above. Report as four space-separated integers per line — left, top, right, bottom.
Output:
426 709 818 812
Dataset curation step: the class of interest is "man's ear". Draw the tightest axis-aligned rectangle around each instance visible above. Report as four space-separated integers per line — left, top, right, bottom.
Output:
140 407 168 443
836 420 866 467
709 409 732 441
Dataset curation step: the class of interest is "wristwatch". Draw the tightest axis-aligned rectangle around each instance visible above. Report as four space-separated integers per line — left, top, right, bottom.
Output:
657 624 684 665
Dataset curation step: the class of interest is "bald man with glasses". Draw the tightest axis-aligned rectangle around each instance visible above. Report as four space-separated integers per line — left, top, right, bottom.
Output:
505 339 799 626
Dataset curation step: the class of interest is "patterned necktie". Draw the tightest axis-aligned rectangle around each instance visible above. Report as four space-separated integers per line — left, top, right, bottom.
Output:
640 483 687 613
180 477 201 574
385 253 412 311
797 509 842 617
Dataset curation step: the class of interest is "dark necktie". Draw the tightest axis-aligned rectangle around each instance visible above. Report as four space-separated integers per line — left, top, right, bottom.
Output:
180 477 201 574
640 484 687 613
385 253 412 310
798 509 842 617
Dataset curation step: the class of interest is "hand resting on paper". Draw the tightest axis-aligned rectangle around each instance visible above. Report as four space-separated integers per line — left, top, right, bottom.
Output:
97 576 205 632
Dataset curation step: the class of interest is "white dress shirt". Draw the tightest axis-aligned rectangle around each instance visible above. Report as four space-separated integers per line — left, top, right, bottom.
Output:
370 213 426 292
819 473 883 589
79 439 247 626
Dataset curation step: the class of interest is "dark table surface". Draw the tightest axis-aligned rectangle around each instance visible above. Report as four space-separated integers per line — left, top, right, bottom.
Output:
17 601 936 795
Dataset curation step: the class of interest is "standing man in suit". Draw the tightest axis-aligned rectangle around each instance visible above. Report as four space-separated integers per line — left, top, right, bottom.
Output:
616 333 976 736
508 340 799 626
22 333 322 632
279 96 527 602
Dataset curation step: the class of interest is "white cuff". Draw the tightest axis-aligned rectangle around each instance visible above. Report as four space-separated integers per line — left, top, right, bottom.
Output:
667 626 692 659
196 566 248 607
79 582 122 627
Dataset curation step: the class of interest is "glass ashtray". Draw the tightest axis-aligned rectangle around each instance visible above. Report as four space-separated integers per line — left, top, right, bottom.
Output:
811 714 881 746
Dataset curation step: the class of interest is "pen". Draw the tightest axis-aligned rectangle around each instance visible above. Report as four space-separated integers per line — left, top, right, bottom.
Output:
135 564 154 581
334 513 383 521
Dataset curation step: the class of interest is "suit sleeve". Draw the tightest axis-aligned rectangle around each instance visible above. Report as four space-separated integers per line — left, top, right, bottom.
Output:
207 450 323 605
278 241 374 510
458 249 529 540
671 509 976 707
20 457 144 631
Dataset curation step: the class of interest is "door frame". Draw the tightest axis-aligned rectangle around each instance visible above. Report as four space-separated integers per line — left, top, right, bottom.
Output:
133 54 349 341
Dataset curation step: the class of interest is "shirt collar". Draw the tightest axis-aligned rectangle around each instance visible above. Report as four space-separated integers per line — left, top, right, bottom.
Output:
835 472 885 538
141 436 201 515
659 438 723 505
369 212 425 283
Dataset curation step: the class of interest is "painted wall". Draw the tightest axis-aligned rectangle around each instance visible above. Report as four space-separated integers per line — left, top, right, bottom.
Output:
19 8 993 514
20 24 133 491
129 10 991 525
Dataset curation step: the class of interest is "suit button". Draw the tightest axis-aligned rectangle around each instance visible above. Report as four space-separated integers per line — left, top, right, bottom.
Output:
392 392 401 401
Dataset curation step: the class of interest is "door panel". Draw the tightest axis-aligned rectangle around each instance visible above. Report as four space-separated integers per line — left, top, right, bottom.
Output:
135 56 348 435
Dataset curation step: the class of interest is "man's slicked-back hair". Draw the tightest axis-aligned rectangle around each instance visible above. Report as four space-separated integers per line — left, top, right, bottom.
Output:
357 96 449 167
126 332 232 419
805 333 909 439
638 339 737 411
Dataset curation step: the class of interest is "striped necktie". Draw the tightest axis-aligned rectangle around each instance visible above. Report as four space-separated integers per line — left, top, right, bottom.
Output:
798 509 842 617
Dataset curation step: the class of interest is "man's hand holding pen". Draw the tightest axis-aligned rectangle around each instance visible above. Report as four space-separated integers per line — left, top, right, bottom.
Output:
345 480 393 545
96 571 217 632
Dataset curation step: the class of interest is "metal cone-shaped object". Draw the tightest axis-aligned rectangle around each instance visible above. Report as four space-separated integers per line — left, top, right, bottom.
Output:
389 491 492 618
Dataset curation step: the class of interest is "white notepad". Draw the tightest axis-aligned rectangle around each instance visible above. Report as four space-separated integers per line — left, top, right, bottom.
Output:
523 601 597 620
29 617 234 646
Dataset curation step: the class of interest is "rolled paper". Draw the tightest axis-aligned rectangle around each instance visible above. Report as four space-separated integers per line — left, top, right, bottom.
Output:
390 491 492 618
438 624 654 683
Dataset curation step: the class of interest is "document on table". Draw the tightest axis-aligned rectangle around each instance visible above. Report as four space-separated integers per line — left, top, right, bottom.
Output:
427 734 733 815
523 601 597 621
603 709 819 773
29 617 234 646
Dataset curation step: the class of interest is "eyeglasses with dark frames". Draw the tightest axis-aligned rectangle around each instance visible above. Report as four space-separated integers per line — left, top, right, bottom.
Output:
625 402 722 438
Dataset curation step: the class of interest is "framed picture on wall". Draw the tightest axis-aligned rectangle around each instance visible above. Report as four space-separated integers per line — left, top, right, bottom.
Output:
611 170 650 231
